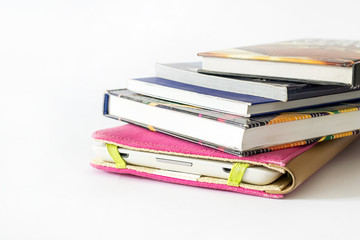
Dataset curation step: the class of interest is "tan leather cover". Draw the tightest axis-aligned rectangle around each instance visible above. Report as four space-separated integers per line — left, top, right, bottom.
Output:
266 135 359 194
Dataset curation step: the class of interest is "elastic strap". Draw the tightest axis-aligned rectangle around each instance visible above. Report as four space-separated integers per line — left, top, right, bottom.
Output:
106 144 126 169
227 163 250 187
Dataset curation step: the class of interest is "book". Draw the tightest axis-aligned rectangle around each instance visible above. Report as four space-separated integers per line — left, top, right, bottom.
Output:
103 89 360 156
128 77 360 117
155 62 354 102
198 39 360 86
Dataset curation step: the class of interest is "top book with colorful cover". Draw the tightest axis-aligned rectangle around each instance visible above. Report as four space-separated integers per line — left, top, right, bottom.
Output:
198 39 360 86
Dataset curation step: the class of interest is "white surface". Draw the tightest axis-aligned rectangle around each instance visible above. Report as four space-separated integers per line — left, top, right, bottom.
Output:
1 1 360 239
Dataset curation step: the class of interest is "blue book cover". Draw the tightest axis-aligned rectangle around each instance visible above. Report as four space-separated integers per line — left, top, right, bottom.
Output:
133 77 276 105
129 76 360 116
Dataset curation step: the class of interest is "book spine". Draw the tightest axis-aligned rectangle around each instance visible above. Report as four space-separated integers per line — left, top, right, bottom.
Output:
352 62 360 87
103 93 110 115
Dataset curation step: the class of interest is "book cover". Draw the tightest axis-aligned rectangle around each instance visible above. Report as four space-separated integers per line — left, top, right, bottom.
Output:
131 76 356 104
131 77 277 104
104 89 360 156
198 39 360 67
198 39 360 85
156 62 353 101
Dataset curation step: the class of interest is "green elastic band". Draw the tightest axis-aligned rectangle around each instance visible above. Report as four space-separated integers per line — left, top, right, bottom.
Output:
227 163 250 187
106 144 126 169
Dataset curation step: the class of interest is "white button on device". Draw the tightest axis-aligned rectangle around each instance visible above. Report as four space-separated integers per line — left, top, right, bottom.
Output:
156 158 193 167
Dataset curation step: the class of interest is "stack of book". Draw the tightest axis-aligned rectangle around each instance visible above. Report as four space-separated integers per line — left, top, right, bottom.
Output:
91 39 360 198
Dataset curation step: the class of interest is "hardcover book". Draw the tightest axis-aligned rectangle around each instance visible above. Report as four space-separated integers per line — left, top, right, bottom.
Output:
103 89 360 156
198 39 360 86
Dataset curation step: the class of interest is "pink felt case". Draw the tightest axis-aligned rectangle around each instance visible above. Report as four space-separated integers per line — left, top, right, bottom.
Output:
90 124 357 199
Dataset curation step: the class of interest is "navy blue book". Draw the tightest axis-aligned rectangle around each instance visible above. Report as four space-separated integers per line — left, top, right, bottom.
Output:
154 62 355 102
128 76 360 117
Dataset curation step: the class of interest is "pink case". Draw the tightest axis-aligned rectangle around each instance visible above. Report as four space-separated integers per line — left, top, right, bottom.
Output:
90 124 327 199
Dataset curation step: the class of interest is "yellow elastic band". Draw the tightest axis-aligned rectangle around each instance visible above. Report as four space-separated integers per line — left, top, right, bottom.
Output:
227 163 250 187
106 144 126 169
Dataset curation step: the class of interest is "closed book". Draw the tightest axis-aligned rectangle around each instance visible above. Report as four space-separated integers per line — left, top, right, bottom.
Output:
198 39 360 86
128 77 360 117
103 89 360 156
155 62 353 102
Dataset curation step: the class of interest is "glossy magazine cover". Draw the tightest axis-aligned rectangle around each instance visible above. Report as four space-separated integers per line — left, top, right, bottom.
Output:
198 39 360 67
104 89 360 156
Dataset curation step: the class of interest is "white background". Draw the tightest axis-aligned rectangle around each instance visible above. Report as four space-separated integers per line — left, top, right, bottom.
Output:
1 0 360 239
